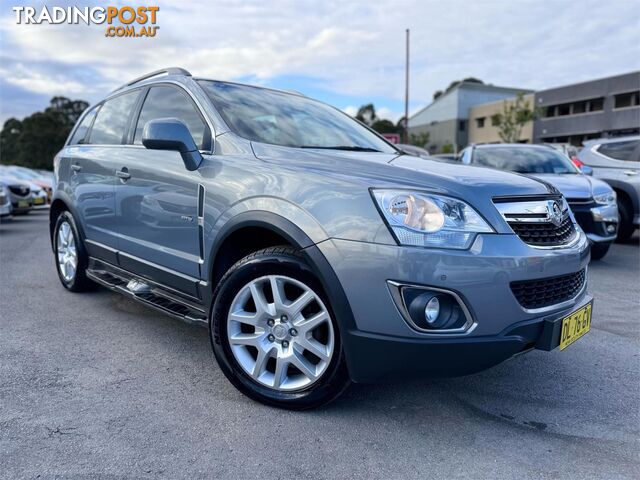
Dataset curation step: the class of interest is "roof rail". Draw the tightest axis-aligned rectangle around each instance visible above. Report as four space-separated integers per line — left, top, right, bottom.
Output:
112 67 192 92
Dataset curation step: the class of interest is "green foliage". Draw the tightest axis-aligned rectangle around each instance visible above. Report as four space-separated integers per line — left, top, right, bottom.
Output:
441 143 454 154
1 97 88 170
371 119 398 134
409 132 430 147
444 78 484 94
493 93 538 143
355 103 377 126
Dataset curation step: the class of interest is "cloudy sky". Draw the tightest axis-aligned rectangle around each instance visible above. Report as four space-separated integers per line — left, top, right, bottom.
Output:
1 0 639 125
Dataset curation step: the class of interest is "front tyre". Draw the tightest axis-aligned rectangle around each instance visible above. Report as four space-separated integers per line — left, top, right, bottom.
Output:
53 211 95 292
616 199 635 242
590 242 611 261
210 246 350 410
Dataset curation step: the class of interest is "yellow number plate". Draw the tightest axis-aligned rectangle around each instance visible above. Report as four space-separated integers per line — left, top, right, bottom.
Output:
560 302 592 350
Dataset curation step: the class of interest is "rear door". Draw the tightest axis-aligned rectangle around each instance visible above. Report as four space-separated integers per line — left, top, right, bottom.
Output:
114 84 211 295
65 90 141 262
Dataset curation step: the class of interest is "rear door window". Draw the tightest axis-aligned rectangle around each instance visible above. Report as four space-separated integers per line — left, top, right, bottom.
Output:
597 140 640 161
134 86 209 150
88 91 139 145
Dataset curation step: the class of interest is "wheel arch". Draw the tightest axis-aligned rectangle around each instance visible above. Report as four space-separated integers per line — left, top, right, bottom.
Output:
608 179 638 215
49 192 85 251
205 210 358 338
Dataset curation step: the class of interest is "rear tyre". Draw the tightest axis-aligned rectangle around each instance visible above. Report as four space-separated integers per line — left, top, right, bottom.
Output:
590 242 611 261
616 199 635 242
210 246 350 410
53 211 95 292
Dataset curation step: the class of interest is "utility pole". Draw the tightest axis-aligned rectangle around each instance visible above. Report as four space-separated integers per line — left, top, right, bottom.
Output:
404 28 410 144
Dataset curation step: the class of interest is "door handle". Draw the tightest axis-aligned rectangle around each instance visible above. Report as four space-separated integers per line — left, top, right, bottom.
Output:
116 168 131 181
71 164 82 173
623 170 638 176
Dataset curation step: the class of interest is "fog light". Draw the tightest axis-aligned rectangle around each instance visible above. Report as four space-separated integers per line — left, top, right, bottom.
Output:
388 281 474 333
424 297 440 324
607 224 616 233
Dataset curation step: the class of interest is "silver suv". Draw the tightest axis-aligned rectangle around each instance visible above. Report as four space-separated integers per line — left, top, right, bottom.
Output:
51 68 592 409
578 136 640 241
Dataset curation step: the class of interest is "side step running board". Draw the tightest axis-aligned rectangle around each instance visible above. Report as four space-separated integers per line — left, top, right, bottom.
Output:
86 258 208 328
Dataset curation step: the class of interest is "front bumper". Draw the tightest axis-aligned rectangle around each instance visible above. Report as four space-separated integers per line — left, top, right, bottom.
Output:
343 293 593 381
316 231 591 382
32 193 49 209
0 201 11 217
570 201 618 244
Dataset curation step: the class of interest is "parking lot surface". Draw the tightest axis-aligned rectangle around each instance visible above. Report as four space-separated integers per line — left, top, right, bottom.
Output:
1 211 638 479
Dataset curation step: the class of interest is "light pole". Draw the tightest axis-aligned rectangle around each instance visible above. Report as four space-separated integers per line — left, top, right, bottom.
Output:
404 28 410 144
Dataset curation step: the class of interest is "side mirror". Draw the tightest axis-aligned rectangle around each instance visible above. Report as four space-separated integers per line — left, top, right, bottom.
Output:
142 118 203 171
580 165 593 176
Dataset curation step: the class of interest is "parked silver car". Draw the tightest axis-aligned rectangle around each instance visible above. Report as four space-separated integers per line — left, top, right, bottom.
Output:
397 143 430 158
0 182 12 218
0 176 32 215
577 136 640 241
50 68 592 409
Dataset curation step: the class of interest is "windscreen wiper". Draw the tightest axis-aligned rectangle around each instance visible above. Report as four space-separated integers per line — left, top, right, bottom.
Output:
298 145 382 152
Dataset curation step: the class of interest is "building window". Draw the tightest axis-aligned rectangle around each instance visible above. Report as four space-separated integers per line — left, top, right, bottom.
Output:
459 120 466 132
589 97 604 112
572 101 587 114
475 117 485 128
542 97 605 117
557 103 571 116
614 91 640 109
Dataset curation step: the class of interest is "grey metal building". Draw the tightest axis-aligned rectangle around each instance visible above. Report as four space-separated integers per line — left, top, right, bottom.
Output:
534 71 640 146
408 82 531 153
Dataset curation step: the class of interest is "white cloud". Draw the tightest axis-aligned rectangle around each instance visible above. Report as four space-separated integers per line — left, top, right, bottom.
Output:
343 106 358 117
1 0 639 123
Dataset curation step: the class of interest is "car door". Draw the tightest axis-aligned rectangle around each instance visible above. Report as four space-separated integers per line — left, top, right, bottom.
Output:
586 139 640 180
114 84 212 296
66 90 140 262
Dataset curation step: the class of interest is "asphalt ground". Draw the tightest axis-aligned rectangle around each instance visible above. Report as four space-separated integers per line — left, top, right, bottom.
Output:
1 210 638 479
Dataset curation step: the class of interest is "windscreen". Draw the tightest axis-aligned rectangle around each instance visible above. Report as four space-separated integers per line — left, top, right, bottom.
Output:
474 147 579 174
198 80 396 153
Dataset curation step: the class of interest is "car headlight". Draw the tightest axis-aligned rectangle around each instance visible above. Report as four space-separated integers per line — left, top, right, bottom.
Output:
593 191 616 205
372 189 493 249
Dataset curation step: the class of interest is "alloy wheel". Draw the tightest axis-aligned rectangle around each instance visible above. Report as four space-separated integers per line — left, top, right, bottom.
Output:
57 221 78 282
226 275 335 391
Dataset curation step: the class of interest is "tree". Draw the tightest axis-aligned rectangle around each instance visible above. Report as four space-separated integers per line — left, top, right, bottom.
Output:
355 103 377 126
433 78 484 101
409 132 430 148
371 119 398 134
491 93 538 143
441 143 455 154
0 97 88 170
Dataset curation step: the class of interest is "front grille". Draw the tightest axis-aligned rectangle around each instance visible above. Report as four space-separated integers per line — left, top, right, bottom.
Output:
508 216 576 246
511 269 586 310
9 185 30 197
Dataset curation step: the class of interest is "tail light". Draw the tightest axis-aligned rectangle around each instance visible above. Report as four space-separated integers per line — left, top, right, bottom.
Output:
571 156 584 168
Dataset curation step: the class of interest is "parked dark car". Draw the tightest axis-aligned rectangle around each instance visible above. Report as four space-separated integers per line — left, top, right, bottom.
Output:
459 144 618 259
